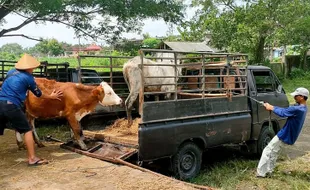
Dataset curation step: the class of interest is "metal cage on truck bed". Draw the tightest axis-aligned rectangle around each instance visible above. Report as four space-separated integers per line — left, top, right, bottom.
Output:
136 49 249 124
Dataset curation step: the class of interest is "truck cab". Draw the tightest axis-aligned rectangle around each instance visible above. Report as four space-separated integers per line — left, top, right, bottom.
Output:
246 66 289 154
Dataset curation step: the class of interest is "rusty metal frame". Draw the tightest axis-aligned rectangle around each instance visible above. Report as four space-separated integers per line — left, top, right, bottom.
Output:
60 141 213 190
60 141 138 162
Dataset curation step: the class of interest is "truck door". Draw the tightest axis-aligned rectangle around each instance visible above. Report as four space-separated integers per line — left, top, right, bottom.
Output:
250 69 288 126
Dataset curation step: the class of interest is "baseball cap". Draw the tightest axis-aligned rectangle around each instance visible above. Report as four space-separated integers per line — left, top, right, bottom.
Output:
290 87 309 97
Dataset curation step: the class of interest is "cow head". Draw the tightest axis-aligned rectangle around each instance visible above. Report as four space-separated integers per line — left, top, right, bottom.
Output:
92 82 122 106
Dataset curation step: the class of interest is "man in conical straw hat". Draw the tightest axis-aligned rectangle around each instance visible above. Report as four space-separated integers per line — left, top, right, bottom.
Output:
0 53 63 166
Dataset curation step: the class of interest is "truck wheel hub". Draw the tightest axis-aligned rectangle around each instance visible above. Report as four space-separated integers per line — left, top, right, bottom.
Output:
181 153 195 171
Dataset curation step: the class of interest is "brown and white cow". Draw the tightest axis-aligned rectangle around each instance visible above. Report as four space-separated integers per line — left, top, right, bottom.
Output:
123 56 182 126
16 78 122 150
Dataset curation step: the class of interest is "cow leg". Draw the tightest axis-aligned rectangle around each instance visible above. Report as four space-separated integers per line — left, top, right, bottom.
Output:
125 91 139 126
30 118 45 148
15 131 26 150
123 66 142 126
67 115 87 150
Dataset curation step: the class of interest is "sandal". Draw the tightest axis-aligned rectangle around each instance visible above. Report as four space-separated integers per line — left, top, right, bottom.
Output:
28 158 49 166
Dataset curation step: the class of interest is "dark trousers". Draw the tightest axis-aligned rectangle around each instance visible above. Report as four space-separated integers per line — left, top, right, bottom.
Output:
0 100 31 135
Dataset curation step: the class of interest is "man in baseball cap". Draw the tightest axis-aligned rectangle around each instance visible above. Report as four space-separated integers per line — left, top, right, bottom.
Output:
256 87 308 178
0 53 63 166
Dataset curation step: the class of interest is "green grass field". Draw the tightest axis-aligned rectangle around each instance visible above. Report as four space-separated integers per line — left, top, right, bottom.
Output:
39 57 127 71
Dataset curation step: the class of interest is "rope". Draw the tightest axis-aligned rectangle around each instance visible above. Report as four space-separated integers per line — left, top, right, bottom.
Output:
269 110 273 132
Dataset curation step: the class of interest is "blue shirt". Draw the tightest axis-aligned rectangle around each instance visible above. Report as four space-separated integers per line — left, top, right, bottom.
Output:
274 104 307 145
0 69 42 107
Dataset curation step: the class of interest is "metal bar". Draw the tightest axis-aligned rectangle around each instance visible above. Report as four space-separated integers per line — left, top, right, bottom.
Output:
0 60 16 63
138 49 248 56
139 51 145 116
143 88 247 95
65 64 69 82
77 56 82 83
202 54 205 97
139 63 179 67
110 57 113 87
174 52 178 100
144 81 246 86
143 75 247 79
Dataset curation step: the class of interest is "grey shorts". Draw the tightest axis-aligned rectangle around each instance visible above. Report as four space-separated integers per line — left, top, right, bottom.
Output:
0 100 31 135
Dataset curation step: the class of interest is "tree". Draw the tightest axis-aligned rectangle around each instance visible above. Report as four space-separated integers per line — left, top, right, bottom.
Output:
0 0 185 43
142 37 161 49
178 0 310 64
47 39 64 56
0 43 23 55
34 38 64 56
114 39 141 56
34 39 49 55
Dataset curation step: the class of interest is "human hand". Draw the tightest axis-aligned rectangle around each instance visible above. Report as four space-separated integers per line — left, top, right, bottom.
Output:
263 103 274 111
50 90 63 101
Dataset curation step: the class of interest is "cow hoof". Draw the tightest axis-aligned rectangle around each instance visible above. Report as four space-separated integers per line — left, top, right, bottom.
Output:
37 143 45 148
127 121 133 127
80 145 88 150
78 141 88 150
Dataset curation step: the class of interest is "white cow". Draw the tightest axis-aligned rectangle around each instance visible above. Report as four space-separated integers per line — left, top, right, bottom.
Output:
123 56 182 126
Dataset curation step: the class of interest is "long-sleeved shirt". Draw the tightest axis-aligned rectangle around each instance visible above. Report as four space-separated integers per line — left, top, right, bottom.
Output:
273 104 308 145
0 69 42 107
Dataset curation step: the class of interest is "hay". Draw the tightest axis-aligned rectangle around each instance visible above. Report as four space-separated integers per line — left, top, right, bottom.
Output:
103 118 141 136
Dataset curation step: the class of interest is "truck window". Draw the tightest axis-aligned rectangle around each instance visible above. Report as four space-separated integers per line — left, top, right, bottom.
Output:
81 72 102 84
253 71 276 93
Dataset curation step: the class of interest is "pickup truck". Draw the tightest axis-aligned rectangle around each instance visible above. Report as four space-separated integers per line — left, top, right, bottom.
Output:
138 64 288 180
60 51 289 181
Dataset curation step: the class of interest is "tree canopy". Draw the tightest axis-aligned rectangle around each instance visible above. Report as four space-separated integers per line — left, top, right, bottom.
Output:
0 0 185 42
178 0 310 64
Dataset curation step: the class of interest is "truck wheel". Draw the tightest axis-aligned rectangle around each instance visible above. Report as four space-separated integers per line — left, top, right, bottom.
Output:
172 142 202 180
257 126 275 156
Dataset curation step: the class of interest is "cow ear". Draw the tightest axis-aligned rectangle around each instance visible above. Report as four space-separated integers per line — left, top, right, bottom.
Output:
98 86 104 94
92 86 103 97
92 88 100 96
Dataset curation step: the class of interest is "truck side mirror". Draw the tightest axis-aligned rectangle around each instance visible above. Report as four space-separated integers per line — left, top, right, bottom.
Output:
276 85 283 93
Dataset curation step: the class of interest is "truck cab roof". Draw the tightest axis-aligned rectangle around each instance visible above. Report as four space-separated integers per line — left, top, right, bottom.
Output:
247 65 271 70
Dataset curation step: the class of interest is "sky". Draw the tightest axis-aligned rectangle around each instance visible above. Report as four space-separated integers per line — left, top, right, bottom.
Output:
0 2 197 48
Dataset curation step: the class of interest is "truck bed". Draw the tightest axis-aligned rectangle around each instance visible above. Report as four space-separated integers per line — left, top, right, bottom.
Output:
83 118 140 147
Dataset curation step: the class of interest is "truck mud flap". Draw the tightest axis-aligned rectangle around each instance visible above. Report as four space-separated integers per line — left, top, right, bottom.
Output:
60 139 137 163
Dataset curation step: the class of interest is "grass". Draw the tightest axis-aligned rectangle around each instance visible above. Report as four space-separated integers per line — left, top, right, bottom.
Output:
39 57 127 72
36 123 70 141
190 154 310 190
281 78 310 105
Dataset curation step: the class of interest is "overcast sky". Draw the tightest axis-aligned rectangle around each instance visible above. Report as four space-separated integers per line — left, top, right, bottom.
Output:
0 2 197 48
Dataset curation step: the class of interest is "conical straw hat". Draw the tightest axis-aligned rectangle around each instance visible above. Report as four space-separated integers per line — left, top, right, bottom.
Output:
15 53 41 70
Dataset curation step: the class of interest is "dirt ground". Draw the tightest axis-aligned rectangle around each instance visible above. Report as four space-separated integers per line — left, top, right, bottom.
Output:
0 129 200 190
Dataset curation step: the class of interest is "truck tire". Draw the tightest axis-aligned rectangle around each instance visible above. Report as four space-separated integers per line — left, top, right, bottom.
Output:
257 126 275 156
172 142 202 180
